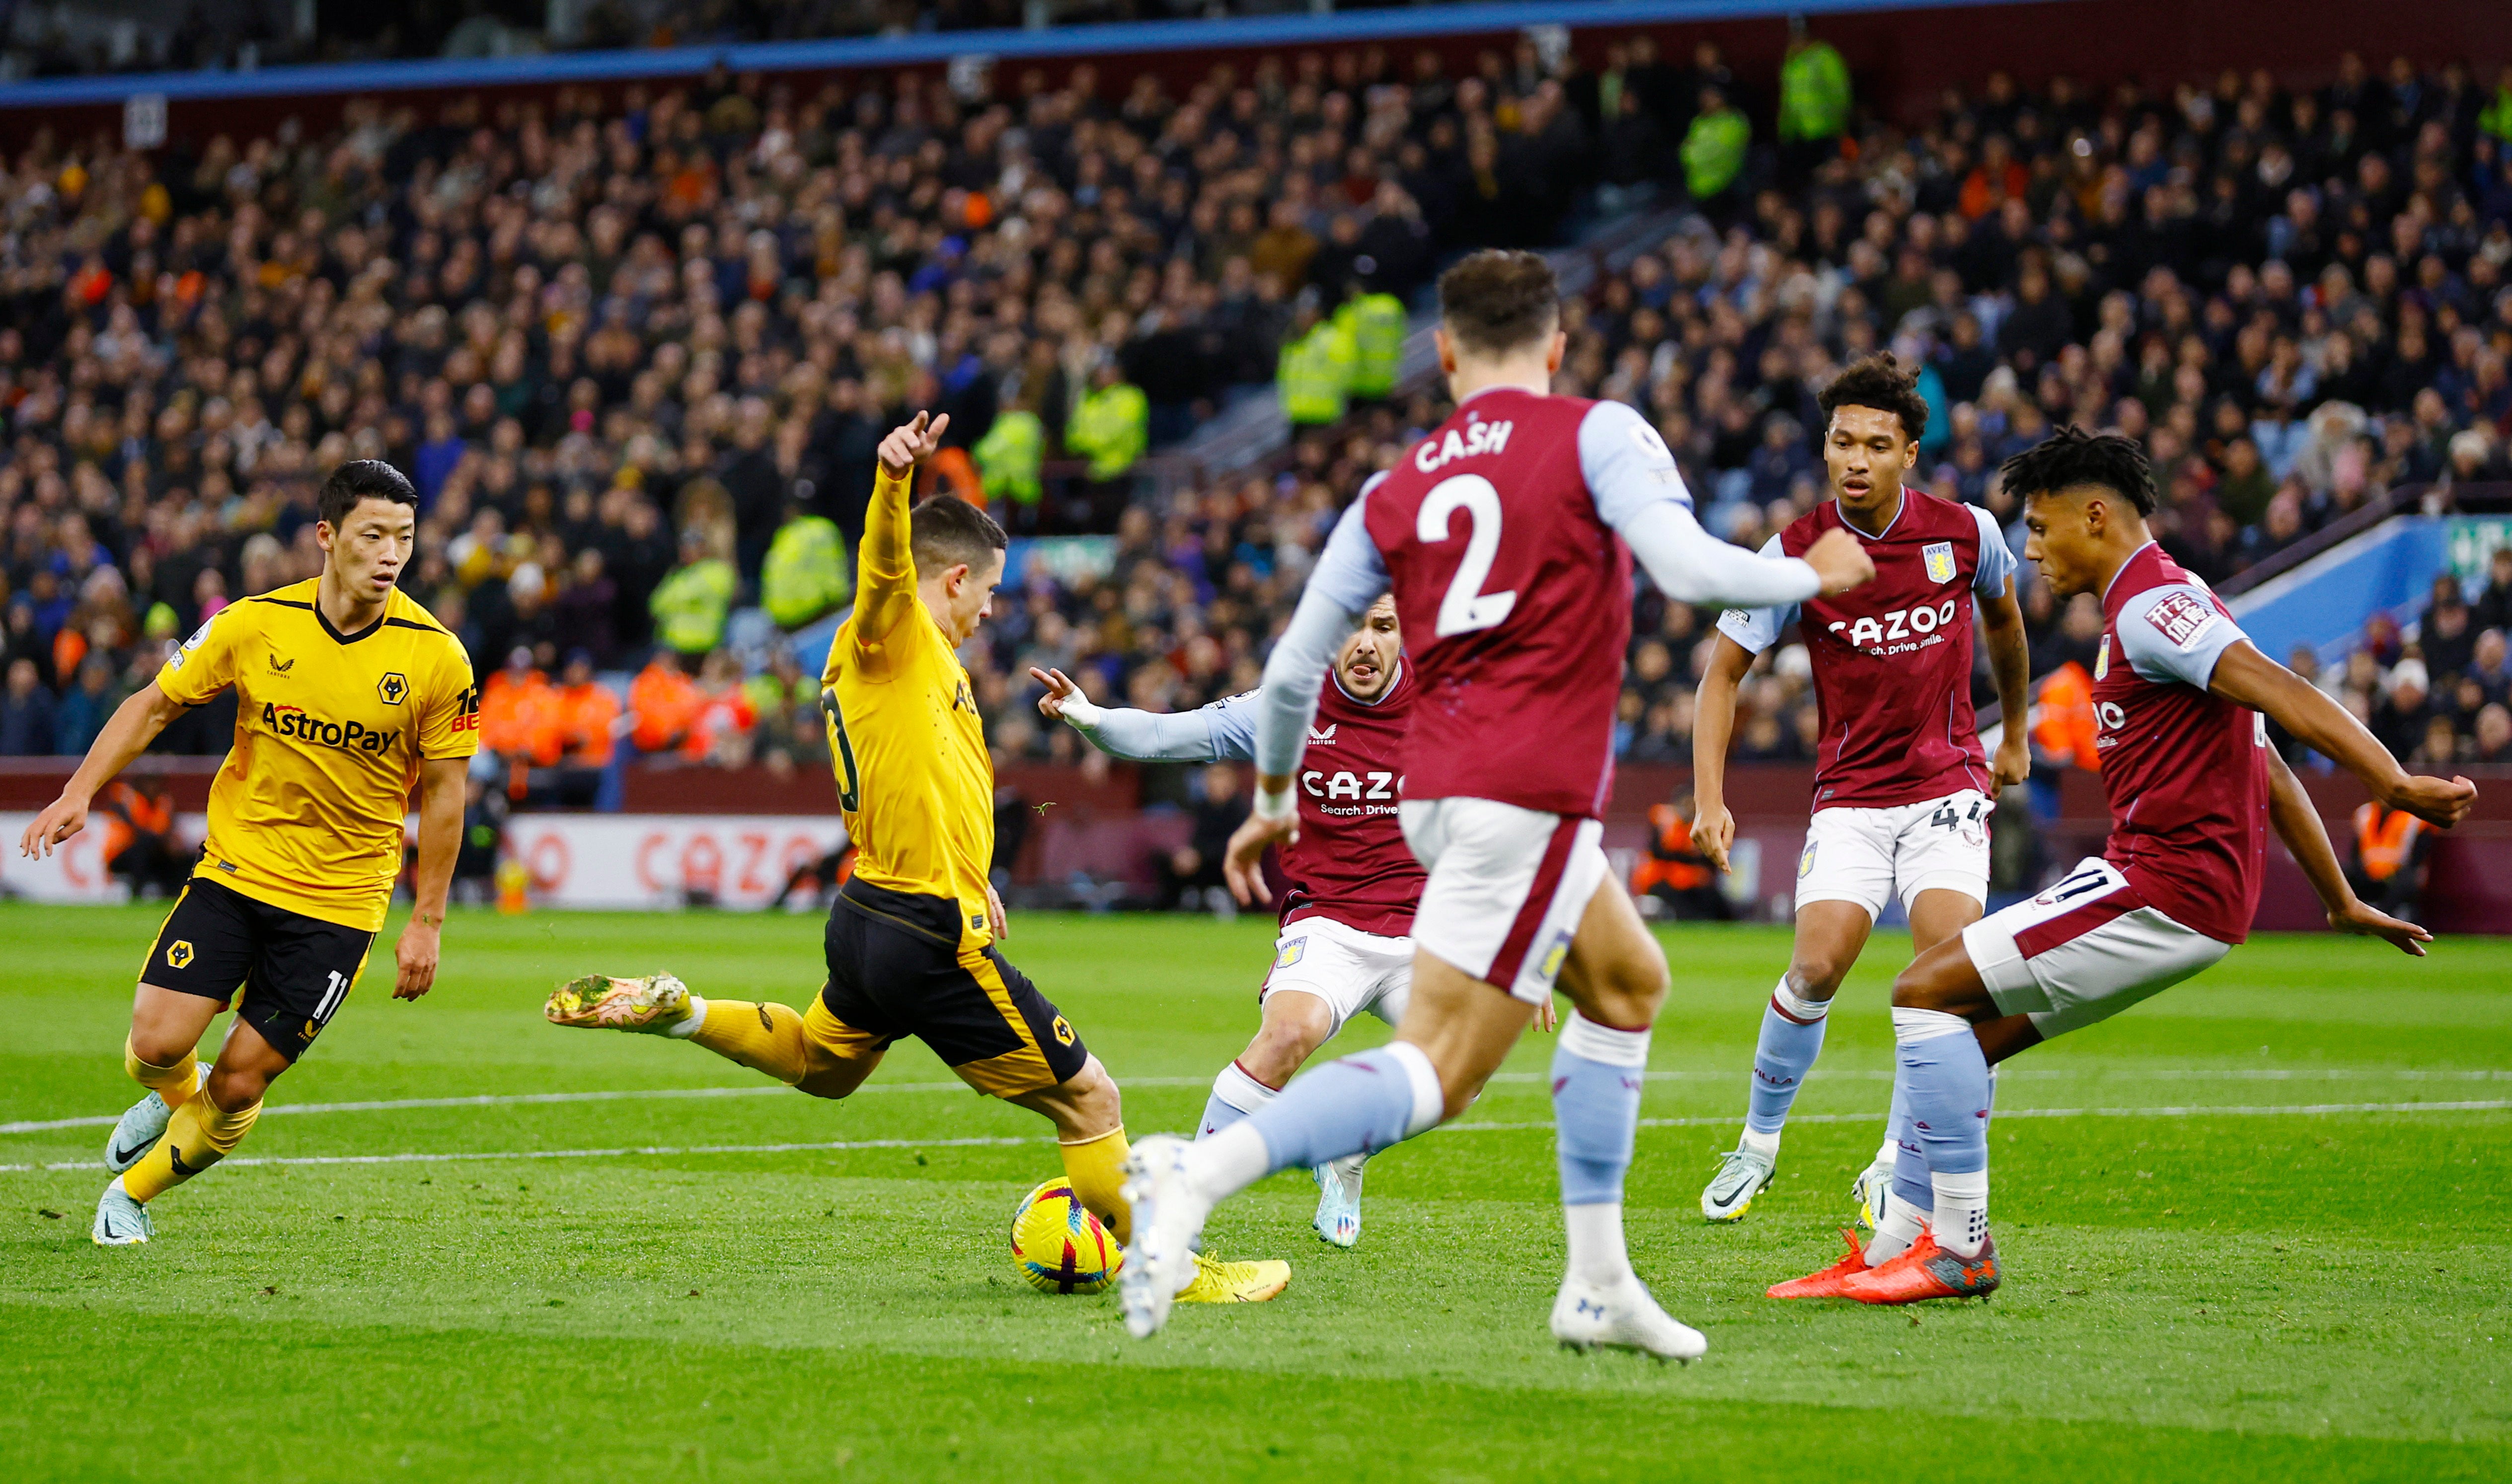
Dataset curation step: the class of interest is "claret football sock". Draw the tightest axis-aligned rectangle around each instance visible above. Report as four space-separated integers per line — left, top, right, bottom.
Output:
1198 1042 1442 1203
1059 1125 1133 1244
121 1087 261 1203
1746 977 1828 1150
687 999 810 1083
1554 1013 1652 1287
1198 1061 1280 1140
123 1036 200 1104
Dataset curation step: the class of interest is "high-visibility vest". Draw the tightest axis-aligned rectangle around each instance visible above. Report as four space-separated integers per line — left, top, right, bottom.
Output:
2482 84 2512 145
973 409 1045 504
2353 802 2423 881
2030 661 2100 772
1340 293 1407 399
761 516 852 629
649 557 737 655
1278 321 1354 426
1779 41 1851 142
1065 383 1148 481
1682 107 1751 200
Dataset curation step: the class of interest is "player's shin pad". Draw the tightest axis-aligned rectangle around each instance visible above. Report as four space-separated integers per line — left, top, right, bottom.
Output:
121 1089 261 1202
1059 1125 1133 1245
689 999 810 1083
124 1036 199 1104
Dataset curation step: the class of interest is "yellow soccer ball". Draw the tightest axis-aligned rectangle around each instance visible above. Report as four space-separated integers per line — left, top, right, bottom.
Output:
1009 1178 1122 1294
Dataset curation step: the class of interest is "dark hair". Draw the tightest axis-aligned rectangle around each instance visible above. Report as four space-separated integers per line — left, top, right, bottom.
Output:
1997 425 2158 516
1437 249 1560 354
318 459 419 526
910 494 1008 576
1818 353 1930 445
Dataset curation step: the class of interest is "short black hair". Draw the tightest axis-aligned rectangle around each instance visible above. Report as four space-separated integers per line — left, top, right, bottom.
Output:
1438 249 1560 355
910 494 1008 576
1819 353 1930 445
1998 426 2158 516
318 459 419 527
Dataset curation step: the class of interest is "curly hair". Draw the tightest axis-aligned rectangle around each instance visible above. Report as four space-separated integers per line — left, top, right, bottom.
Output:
1816 353 1930 445
1438 249 1560 354
1997 426 2159 516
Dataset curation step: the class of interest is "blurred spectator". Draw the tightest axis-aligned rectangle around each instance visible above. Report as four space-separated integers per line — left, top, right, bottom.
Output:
2347 799 2432 920
2473 549 2512 633
761 503 852 631
1156 760 1248 913
628 649 704 756
1631 790 1733 920
688 649 760 765
0 658 58 755
1681 84 1750 205
93 777 188 898
650 529 739 659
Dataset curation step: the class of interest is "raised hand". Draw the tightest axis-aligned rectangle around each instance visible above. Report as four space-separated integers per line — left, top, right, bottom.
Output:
877 410 951 479
1029 667 1081 720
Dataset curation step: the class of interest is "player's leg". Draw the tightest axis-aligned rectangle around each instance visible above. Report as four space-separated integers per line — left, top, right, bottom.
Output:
1544 872 1707 1360
104 897 371 1243
1848 882 1993 1225
1305 933 1418 1247
105 885 245 1179
1708 877 1877 1220
1198 991 1335 1140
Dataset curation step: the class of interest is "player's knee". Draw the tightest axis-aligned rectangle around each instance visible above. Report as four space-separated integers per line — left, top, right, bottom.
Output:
1889 961 1954 1012
1061 1057 1122 1127
126 1026 194 1071
204 1063 272 1112
1245 997 1331 1080
1783 959 1848 1001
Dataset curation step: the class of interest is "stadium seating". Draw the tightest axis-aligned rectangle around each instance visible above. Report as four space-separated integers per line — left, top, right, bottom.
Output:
1 37 2509 806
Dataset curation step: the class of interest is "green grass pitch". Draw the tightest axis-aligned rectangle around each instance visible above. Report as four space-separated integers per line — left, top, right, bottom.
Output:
3 905 2508 1482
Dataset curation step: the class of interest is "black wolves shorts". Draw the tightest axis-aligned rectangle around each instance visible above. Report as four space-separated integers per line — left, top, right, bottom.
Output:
822 878 1088 1098
144 878 376 1062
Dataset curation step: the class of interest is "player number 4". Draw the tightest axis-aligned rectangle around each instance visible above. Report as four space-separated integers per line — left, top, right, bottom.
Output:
1417 474 1518 638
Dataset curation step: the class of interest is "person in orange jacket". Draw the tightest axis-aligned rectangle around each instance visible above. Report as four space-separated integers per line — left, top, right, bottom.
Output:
626 649 703 755
554 651 621 770
1631 790 1734 920
2346 800 2431 921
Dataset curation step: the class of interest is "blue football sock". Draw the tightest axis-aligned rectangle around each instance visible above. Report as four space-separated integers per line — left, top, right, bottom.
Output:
1239 1042 1440 1177
1889 1080 1930 1213
1554 1013 1653 1284
1894 1006 1993 1258
1745 978 1828 1139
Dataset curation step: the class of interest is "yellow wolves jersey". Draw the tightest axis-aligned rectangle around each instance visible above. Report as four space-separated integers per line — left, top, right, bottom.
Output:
819 467 996 943
157 580 479 930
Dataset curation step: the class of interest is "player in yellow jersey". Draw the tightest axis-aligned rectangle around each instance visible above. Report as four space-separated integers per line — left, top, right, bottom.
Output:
19 460 477 1245
547 412 1287 1305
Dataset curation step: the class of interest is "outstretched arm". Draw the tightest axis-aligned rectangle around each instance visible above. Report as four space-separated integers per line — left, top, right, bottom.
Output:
2208 640 2475 828
18 681 188 858
1031 668 1249 762
854 411 951 648
2263 748 2432 955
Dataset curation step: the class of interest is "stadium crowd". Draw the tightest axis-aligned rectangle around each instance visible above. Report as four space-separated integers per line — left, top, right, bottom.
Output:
2 40 2511 806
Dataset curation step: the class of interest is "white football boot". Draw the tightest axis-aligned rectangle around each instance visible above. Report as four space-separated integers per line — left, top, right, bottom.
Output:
1550 1273 1707 1363
1850 1158 1896 1230
104 1063 205 1174
1117 1135 1214 1338
1311 1152 1366 1248
92 1180 153 1246
1699 1146 1775 1222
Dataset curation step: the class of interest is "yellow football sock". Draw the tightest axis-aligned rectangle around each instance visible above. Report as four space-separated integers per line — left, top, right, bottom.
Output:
121 1088 260 1203
124 1037 199 1104
1059 1125 1132 1245
688 999 811 1084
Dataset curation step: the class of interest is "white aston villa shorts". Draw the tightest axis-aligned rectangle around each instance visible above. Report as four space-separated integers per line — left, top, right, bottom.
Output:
1962 857 2231 1039
1398 797 1609 1006
1796 788 1994 919
1262 915 1414 1038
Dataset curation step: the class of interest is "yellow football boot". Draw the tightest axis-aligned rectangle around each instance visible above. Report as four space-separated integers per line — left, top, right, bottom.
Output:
1174 1252 1290 1304
544 973 695 1033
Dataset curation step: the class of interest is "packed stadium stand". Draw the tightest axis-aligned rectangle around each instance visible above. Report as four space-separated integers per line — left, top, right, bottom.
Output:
2 15 2509 860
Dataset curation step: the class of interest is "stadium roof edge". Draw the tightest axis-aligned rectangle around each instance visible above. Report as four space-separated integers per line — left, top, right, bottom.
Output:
0 0 2051 110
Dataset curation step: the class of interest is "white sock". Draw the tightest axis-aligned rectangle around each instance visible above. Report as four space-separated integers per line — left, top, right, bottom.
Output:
1563 1201 1635 1287
664 994 709 1038
1739 1125 1781 1161
1772 980 1830 1022
1866 1199 1924 1264
1869 1135 1897 1170
1931 1169 1990 1259
1186 1122 1273 1203
1211 1060 1280 1116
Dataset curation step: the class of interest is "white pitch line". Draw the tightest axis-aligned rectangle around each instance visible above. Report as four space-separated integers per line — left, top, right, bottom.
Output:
6 1067 2510 1135
1 1100 2504 1175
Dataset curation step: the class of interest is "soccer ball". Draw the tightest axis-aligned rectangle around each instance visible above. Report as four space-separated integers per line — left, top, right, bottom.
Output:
1009 1178 1122 1294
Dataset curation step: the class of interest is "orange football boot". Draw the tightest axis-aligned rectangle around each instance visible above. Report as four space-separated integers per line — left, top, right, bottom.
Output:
1766 1229 1872 1299
1837 1230 2000 1304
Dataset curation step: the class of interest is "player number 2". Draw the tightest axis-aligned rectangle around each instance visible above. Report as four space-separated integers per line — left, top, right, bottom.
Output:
1417 474 1518 638
818 687 862 812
